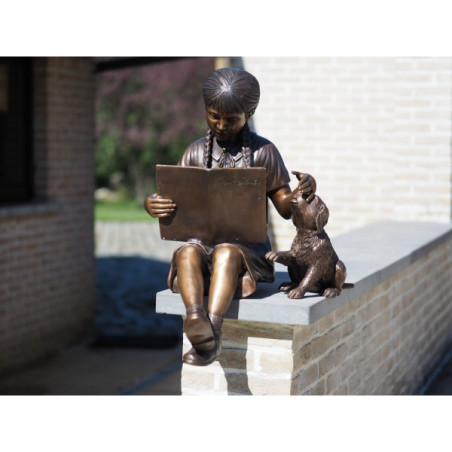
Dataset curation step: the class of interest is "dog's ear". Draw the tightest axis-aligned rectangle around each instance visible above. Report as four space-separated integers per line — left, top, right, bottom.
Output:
316 203 329 233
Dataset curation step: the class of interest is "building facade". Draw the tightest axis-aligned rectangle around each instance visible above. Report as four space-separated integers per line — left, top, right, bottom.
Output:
242 57 452 249
0 57 96 374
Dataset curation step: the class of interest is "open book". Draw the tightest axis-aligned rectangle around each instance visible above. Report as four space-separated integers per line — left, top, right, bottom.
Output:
156 165 267 243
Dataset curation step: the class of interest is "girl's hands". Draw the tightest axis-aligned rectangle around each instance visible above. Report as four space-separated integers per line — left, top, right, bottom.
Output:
268 171 317 219
291 171 317 203
143 194 176 218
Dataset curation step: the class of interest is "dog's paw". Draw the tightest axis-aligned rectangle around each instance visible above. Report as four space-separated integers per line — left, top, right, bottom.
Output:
265 251 279 262
278 282 295 292
287 288 306 299
323 288 341 298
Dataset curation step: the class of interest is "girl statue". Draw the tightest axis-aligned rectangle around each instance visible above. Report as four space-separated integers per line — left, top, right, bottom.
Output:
144 67 316 366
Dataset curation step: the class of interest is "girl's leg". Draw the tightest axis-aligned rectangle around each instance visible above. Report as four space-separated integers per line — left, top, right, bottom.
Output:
175 244 206 308
175 245 214 352
207 245 244 316
183 245 244 366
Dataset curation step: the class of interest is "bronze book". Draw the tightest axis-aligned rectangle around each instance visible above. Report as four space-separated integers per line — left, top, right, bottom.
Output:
156 165 267 243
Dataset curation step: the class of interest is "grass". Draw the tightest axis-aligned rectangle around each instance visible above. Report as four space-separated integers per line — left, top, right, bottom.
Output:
95 198 153 221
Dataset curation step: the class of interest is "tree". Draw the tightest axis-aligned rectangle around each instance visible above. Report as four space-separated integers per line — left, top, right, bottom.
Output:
95 57 215 201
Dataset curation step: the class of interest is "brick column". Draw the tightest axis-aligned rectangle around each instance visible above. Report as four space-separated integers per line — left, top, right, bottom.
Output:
157 221 452 395
182 320 298 395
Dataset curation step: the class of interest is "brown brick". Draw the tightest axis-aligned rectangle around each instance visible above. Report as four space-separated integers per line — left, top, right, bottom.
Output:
293 343 312 373
219 347 248 371
311 326 342 358
302 379 326 395
326 370 342 394
291 362 319 394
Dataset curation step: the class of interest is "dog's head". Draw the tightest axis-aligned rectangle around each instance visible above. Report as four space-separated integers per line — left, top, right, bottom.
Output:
291 192 329 233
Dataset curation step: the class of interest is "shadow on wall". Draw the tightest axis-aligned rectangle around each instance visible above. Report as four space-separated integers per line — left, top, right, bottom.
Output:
94 256 182 348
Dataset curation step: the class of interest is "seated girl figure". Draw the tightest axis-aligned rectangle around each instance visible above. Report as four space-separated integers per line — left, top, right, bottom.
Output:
144 67 316 366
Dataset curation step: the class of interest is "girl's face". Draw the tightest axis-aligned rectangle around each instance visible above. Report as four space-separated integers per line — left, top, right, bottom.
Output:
206 106 248 143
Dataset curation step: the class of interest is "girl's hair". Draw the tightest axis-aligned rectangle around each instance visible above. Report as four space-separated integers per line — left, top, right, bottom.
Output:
202 68 260 168
202 67 260 115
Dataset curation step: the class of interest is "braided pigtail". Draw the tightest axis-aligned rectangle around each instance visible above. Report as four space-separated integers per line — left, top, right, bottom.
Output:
203 129 214 168
241 123 254 167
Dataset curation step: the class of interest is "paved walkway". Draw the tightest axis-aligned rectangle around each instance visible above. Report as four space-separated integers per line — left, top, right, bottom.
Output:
421 348 452 395
94 221 180 260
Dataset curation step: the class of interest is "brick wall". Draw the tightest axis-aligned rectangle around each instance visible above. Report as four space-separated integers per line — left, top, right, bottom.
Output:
0 57 96 374
181 237 452 395
242 57 452 249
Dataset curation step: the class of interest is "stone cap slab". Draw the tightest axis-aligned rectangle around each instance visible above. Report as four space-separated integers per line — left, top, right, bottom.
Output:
156 220 452 325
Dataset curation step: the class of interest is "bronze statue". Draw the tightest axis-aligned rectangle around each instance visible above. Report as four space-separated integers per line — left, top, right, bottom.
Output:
144 67 316 366
266 181 352 299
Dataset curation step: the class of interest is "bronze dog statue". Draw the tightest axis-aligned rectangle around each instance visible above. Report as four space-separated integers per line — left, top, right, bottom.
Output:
266 189 351 299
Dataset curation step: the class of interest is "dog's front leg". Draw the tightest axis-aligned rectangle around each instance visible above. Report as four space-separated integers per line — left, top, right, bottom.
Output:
265 250 292 266
288 266 319 299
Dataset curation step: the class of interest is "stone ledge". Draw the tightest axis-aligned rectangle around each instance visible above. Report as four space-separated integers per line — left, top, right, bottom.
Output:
156 220 452 325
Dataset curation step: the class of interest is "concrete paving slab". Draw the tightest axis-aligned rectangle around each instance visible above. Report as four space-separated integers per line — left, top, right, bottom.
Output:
0 342 182 395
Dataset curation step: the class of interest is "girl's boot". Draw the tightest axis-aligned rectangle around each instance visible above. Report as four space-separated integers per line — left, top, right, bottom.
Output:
183 305 215 352
182 313 223 366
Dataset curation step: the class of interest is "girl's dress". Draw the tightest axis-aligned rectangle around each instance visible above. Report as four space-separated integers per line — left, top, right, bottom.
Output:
167 131 291 298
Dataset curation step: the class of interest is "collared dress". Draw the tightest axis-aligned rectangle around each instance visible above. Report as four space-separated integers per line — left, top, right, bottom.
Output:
167 131 291 298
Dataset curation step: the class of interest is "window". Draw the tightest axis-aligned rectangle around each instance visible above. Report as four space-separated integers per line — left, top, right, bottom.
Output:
0 57 33 204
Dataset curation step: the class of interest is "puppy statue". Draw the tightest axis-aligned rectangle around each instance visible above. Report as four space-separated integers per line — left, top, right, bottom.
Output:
266 177 351 299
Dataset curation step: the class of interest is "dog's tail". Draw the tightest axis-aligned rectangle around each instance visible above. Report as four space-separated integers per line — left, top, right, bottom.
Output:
342 283 355 289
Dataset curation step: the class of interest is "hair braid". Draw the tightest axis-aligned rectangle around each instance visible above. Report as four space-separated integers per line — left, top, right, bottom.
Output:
241 123 254 167
203 129 214 168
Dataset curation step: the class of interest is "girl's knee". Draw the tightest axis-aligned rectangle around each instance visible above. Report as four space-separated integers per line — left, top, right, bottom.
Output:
212 245 243 268
176 244 203 264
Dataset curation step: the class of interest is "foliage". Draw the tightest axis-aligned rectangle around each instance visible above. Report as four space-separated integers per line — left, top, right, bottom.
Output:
95 58 215 201
94 198 152 222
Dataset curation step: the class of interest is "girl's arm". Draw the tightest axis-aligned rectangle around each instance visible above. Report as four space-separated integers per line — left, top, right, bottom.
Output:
269 172 316 219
